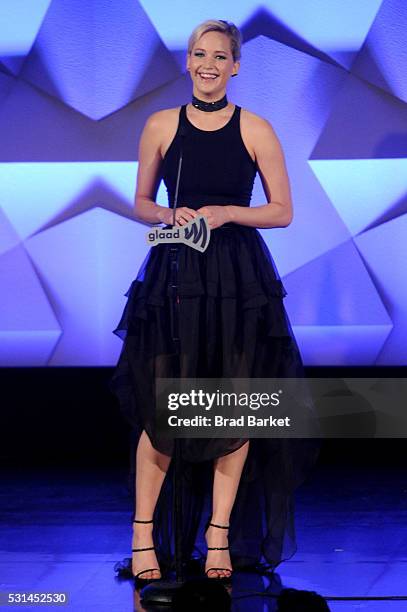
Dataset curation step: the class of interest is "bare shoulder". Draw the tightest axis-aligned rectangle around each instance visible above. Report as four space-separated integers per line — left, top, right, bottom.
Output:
141 107 182 159
145 107 181 131
240 108 279 140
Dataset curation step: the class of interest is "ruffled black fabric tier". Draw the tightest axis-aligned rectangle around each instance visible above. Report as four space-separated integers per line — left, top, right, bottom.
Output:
109 224 320 574
113 225 293 343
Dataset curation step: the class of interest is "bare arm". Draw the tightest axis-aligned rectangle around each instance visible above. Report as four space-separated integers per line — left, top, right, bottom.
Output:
228 114 293 228
134 111 199 227
133 112 168 225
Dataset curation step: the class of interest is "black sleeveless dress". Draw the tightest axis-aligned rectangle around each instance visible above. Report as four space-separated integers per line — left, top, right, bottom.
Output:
109 104 319 574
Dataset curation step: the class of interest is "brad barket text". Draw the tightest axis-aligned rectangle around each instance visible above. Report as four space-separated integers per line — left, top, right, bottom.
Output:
167 415 291 427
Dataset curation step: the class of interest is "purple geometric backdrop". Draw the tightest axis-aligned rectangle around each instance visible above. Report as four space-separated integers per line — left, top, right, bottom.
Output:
0 0 406 366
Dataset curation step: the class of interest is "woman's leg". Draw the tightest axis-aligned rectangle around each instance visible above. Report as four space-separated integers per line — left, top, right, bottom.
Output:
132 430 172 579
206 440 250 578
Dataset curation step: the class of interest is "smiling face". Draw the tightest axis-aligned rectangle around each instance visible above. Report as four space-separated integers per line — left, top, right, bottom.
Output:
187 30 240 101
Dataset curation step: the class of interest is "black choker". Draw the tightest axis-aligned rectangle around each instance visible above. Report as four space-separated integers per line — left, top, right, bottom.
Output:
191 94 228 112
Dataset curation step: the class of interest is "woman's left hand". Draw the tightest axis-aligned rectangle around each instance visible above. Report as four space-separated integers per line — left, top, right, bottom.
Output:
196 205 232 229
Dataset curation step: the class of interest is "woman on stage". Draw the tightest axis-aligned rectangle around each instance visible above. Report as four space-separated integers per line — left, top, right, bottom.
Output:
109 19 319 585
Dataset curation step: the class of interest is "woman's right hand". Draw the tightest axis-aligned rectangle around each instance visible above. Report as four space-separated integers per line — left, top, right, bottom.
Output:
160 206 199 227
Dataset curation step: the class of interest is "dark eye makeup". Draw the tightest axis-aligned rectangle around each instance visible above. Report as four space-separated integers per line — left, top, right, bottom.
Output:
193 51 227 60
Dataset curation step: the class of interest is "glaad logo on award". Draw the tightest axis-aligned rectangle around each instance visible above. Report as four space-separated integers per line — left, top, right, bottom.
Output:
146 214 211 252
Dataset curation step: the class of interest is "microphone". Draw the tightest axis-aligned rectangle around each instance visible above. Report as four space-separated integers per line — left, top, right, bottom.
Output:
172 125 187 226
145 114 210 252
178 125 187 139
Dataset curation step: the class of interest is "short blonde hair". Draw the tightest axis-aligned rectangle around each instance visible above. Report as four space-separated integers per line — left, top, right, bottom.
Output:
187 19 242 62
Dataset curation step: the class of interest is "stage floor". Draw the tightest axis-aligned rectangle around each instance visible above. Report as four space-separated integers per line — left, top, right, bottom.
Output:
1 465 406 611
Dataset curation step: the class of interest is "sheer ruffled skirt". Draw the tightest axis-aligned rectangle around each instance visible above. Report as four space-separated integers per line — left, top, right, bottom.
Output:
109 225 319 573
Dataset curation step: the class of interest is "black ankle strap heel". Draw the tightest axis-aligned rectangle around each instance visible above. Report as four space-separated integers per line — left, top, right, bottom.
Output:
205 519 233 581
132 518 161 586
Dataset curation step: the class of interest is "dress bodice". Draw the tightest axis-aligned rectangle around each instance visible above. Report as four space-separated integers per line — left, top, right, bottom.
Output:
162 104 257 210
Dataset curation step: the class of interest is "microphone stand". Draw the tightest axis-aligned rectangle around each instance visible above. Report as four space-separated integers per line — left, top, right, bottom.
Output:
141 132 187 605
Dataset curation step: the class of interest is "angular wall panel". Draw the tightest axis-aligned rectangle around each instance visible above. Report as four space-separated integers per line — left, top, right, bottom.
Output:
0 208 20 255
24 208 151 365
0 70 193 163
309 159 407 235
0 162 138 239
351 0 407 103
0 244 61 366
19 0 181 119
284 240 393 365
0 0 52 74
354 214 407 364
139 0 383 69
311 74 407 160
